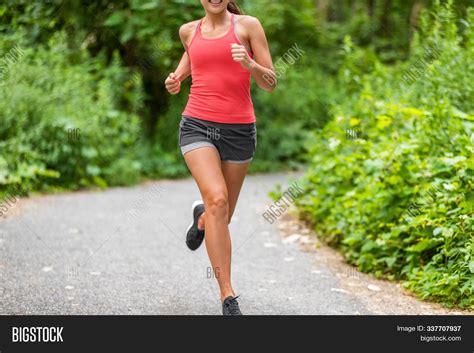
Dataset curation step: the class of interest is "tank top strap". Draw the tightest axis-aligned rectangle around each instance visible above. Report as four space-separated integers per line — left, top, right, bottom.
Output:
231 14 235 32
231 14 253 56
195 17 204 38
187 19 201 51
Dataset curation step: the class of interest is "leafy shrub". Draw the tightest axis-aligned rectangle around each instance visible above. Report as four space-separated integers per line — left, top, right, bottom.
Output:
0 32 144 193
294 2 474 308
249 59 342 172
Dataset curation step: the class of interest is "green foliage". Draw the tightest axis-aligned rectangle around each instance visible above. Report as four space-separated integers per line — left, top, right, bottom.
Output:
0 32 144 192
0 30 191 194
294 3 474 308
250 61 341 171
4 0 472 179
1 0 427 174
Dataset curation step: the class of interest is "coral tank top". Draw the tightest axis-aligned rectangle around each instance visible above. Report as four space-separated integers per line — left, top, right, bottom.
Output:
183 14 256 124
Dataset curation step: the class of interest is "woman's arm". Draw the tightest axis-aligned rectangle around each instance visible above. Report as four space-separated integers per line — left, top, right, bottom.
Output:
176 22 198 82
165 22 195 95
165 52 191 95
231 17 277 92
174 51 191 83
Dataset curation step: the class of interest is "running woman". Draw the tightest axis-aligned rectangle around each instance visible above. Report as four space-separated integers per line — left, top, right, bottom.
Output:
165 0 276 315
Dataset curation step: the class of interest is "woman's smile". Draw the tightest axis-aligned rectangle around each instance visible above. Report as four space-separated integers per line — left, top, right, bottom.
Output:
208 0 223 7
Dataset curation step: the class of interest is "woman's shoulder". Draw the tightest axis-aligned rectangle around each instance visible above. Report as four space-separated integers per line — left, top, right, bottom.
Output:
179 20 201 42
234 15 261 27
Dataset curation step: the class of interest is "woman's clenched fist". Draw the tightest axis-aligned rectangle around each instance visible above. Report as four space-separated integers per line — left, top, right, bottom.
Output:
165 73 181 95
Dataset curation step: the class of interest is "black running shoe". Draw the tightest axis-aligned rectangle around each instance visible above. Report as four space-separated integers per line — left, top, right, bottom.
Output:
186 200 205 251
222 296 242 316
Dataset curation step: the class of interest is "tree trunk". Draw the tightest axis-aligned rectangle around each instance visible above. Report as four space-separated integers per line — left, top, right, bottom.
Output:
409 0 425 44
316 0 328 21
380 0 392 37
367 0 376 18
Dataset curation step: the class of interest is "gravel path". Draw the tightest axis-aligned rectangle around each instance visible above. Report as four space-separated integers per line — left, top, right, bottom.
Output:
0 172 371 315
3 172 465 315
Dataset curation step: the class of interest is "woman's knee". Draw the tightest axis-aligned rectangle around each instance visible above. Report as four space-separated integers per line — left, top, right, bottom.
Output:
205 191 229 217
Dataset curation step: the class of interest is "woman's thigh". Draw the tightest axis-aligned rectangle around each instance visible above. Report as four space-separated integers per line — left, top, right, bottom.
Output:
183 146 228 204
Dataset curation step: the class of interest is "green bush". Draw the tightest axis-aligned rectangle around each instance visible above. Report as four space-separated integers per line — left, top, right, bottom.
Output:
249 58 342 172
294 2 474 308
0 32 144 193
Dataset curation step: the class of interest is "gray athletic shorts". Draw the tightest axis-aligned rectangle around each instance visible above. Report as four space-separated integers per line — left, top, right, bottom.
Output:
179 116 257 163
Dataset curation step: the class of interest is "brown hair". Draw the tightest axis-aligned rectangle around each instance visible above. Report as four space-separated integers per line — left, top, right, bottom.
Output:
227 1 243 15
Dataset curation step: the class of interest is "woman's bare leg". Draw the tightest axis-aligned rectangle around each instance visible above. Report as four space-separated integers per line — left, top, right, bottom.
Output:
184 147 235 302
221 161 250 223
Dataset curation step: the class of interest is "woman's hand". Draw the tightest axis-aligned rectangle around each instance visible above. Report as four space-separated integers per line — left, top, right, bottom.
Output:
231 43 255 71
165 73 181 95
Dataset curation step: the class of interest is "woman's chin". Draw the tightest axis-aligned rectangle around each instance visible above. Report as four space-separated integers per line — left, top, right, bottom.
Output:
208 9 225 14
207 4 225 13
